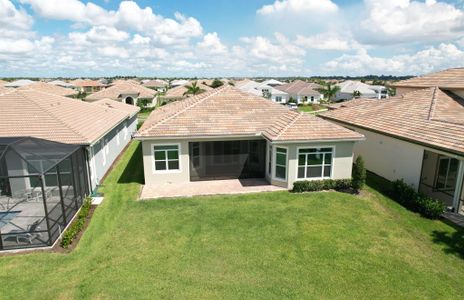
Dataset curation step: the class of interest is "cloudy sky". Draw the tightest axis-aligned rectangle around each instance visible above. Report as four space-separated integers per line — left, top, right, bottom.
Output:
1 0 464 77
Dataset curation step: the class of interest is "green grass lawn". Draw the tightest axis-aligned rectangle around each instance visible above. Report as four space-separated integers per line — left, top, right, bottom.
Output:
1 141 464 299
297 105 314 113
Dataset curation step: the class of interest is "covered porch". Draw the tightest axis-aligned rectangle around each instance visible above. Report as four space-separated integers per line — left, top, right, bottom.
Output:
419 150 464 214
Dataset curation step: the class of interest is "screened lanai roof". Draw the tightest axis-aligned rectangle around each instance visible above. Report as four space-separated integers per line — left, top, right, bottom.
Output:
0 136 82 176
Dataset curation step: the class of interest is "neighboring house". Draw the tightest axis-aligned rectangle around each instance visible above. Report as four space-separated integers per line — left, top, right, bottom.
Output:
170 79 189 87
275 80 323 104
390 67 464 98
70 79 105 94
48 80 75 88
161 82 213 102
85 81 157 106
261 79 284 87
237 80 289 103
335 80 388 101
18 82 78 97
0 88 139 191
4 79 35 88
321 87 464 213
135 86 363 190
143 79 168 92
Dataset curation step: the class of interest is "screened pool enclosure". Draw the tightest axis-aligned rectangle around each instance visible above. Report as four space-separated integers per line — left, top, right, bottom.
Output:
0 137 89 251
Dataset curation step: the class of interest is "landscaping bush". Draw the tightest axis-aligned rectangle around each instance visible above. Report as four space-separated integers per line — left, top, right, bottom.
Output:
61 197 93 248
352 156 366 192
391 179 444 219
292 179 352 193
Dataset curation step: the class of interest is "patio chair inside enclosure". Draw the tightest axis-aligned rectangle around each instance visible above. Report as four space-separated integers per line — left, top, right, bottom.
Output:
0 137 90 251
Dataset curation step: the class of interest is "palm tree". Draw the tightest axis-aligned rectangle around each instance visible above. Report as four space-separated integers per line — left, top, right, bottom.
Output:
352 90 362 98
183 81 205 96
318 83 340 103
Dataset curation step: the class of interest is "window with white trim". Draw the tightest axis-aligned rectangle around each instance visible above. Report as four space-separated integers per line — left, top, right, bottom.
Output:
275 147 287 180
268 145 272 175
298 147 333 179
275 96 282 102
435 157 458 191
153 145 180 171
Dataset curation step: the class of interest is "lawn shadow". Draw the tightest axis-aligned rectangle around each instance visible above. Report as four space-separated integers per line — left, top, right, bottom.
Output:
431 226 464 259
366 171 393 196
118 142 145 185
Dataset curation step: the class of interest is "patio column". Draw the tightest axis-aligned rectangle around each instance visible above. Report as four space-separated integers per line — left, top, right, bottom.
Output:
453 159 464 212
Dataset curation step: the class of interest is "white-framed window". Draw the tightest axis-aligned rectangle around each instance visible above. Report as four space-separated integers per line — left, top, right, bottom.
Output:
310 96 314 102
275 96 282 102
297 147 333 179
274 147 287 181
152 144 180 172
435 157 459 191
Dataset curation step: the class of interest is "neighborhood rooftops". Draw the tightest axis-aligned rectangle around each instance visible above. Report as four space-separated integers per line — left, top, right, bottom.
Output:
321 87 464 155
70 79 105 88
18 81 78 97
4 79 35 88
85 81 157 101
275 80 322 96
0 89 129 145
163 82 213 99
135 86 363 142
92 98 140 118
390 68 464 89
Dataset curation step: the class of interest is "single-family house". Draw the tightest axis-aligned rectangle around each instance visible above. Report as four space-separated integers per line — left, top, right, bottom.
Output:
84 81 157 106
335 80 388 101
261 79 284 87
18 82 78 97
321 87 464 214
48 80 74 89
237 80 289 103
170 79 189 87
161 82 213 102
135 86 364 191
275 80 323 104
0 88 139 191
390 67 464 98
143 79 168 92
4 79 35 88
70 79 105 94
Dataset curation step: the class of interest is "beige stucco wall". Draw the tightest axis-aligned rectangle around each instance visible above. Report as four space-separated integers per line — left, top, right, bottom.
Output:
142 138 356 189
267 141 356 189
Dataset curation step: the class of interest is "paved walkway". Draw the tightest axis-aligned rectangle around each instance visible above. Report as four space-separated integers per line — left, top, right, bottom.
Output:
140 178 285 200
442 212 464 227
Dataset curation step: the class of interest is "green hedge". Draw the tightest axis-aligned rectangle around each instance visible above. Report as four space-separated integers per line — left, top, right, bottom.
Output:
391 180 444 219
60 197 92 248
292 179 352 193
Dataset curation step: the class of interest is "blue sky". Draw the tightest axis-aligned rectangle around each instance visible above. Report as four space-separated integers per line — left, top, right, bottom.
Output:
1 0 464 77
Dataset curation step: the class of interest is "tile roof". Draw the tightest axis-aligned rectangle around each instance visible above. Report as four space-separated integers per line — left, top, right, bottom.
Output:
0 89 129 145
143 79 168 88
163 82 213 99
70 79 105 87
0 79 8 86
92 98 140 118
18 82 78 97
4 79 34 87
391 68 464 89
321 87 464 155
275 80 322 96
136 86 363 142
85 81 157 101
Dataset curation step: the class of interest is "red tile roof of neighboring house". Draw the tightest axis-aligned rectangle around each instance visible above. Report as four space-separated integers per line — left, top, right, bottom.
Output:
321 87 464 155
390 68 464 89
85 81 157 101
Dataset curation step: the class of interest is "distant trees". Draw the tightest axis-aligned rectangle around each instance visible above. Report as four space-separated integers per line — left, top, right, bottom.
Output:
353 90 361 98
183 81 205 96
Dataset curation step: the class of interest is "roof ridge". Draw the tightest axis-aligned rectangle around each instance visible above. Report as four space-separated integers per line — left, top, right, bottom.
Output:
427 86 439 121
18 90 89 143
139 86 227 135
274 111 303 140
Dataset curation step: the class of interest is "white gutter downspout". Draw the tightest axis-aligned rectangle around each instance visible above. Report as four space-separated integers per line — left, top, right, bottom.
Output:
452 159 464 212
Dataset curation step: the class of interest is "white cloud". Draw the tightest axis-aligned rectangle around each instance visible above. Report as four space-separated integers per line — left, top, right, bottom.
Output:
69 26 129 44
257 0 338 15
97 46 129 58
295 32 362 50
130 34 151 45
326 43 464 75
197 32 227 55
359 0 464 44
1 0 33 30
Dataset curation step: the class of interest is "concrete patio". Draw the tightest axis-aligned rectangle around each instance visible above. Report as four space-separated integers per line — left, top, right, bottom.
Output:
140 178 286 200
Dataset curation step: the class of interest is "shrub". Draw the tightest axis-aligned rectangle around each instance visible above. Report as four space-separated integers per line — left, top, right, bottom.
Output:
61 197 92 248
292 179 352 193
352 156 366 192
391 179 444 219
